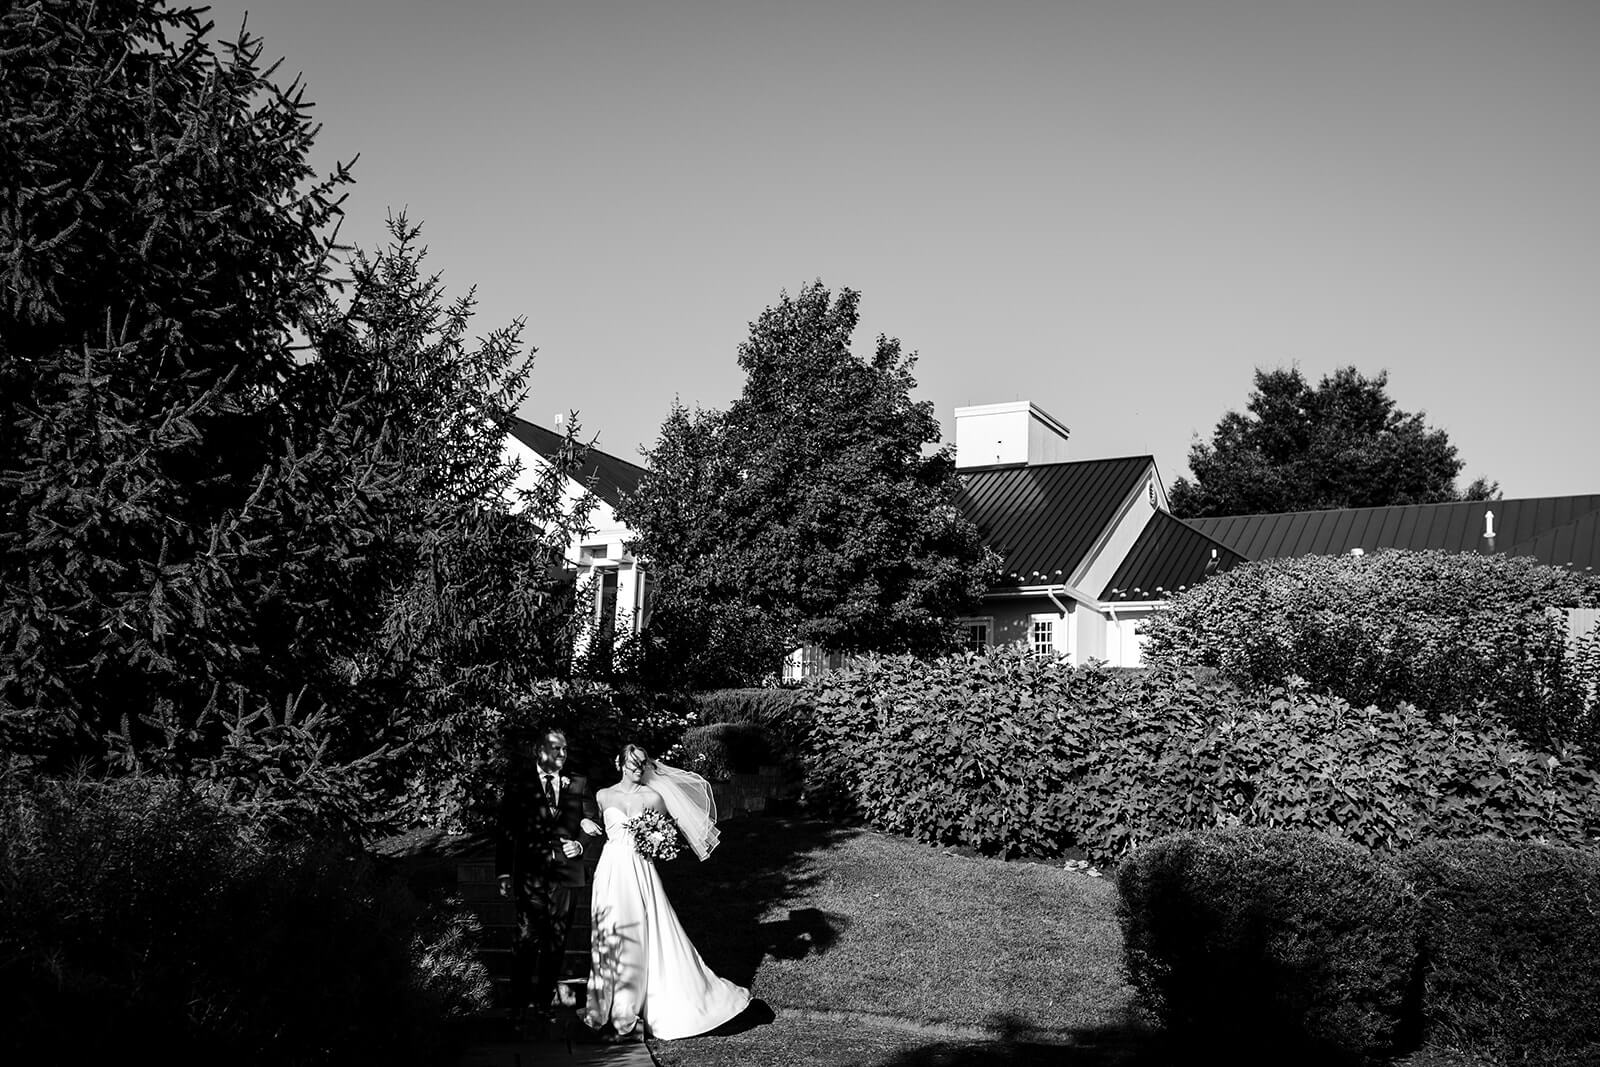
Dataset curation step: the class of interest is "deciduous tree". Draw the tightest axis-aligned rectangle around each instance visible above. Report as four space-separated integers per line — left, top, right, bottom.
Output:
619 282 998 687
1169 367 1497 518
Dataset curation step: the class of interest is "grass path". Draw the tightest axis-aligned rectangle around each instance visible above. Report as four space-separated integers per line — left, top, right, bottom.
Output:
646 817 1163 1067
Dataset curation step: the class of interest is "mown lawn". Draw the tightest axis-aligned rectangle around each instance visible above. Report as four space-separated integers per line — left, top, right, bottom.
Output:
648 816 1164 1067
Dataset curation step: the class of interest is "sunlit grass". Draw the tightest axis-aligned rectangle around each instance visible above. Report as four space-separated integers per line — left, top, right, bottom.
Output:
650 818 1151 1066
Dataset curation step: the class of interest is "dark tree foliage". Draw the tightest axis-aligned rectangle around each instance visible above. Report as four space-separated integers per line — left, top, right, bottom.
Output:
618 282 998 688
1169 366 1498 518
0 1 584 836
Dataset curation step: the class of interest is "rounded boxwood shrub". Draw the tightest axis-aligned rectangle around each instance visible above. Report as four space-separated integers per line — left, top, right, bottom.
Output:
1398 839 1600 1063
677 721 774 781
1115 828 1421 1062
694 687 815 782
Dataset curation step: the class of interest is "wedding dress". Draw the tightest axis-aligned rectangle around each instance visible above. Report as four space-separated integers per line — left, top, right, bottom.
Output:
581 804 751 1040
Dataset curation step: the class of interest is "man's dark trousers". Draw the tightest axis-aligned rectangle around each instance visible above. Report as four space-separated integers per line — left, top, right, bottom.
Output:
496 771 596 1015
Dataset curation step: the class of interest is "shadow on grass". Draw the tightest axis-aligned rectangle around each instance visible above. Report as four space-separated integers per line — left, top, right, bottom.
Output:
656 814 861 987
865 1013 1380 1067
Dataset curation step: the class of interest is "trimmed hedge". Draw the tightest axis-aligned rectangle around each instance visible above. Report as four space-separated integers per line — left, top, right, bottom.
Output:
803 650 1600 864
1117 832 1600 1065
0 776 487 1064
1116 828 1420 1061
1399 839 1600 1063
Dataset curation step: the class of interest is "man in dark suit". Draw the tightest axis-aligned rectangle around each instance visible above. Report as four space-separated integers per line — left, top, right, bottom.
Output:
496 727 600 1027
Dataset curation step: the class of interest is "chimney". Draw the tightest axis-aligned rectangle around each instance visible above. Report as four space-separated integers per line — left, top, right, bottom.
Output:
954 401 1071 470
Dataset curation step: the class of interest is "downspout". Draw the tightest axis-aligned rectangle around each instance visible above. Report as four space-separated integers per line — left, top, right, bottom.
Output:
1105 600 1121 667
1044 585 1073 665
1041 580 1098 664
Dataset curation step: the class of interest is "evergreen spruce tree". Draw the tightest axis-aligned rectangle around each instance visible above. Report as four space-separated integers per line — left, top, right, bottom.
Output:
0 1 585 834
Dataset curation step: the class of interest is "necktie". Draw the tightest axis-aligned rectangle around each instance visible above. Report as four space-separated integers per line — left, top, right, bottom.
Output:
542 773 556 809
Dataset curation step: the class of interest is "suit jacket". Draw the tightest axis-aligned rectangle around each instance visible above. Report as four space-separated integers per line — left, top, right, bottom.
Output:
495 769 599 890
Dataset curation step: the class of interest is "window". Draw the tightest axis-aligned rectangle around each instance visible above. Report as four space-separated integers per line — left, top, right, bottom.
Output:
783 644 848 683
1030 616 1055 658
958 617 992 654
582 544 609 560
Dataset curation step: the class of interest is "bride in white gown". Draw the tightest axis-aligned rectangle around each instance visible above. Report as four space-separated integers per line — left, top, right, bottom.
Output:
581 744 751 1041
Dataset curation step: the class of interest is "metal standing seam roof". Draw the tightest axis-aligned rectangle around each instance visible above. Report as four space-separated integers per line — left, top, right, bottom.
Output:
1101 509 1249 601
506 417 648 508
1186 495 1600 572
955 456 1154 584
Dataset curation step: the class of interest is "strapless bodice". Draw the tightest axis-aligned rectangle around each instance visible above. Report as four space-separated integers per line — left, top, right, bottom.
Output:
601 806 638 849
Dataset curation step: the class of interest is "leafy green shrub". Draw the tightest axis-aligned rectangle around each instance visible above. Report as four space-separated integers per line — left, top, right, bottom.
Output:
1140 551 1600 753
1116 828 1420 1061
1398 839 1600 1064
678 721 774 780
804 649 1114 856
805 649 1600 864
405 679 699 832
0 776 487 1065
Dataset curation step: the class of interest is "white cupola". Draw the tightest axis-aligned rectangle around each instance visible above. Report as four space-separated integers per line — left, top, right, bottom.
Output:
953 401 1071 470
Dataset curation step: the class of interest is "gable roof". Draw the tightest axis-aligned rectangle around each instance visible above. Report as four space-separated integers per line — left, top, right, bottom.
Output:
507 416 647 508
956 456 1152 583
1186 494 1600 572
1102 510 1248 601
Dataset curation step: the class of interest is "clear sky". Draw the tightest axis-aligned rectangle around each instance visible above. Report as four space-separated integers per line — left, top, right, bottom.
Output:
199 0 1598 500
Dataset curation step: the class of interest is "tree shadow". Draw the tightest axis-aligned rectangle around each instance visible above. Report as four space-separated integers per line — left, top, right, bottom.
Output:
655 814 861 987
863 1011 1386 1067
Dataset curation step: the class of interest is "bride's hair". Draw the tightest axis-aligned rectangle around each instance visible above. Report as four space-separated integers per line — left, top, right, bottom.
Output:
615 743 649 771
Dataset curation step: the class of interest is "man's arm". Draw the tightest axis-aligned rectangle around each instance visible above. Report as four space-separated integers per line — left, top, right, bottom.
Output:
579 781 604 840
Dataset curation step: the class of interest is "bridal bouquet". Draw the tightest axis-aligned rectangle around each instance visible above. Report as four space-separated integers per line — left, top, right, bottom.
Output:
623 809 682 862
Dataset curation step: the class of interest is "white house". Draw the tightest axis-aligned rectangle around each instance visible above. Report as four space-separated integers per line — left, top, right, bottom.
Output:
503 402 1600 675
951 401 1243 668
952 400 1600 668
502 416 649 661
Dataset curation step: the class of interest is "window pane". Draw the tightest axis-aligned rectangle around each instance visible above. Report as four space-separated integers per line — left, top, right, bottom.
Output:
1031 618 1053 656
965 623 988 653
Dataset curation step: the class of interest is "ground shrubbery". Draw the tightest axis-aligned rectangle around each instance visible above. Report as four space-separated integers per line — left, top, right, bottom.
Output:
691 687 814 778
694 687 814 738
803 650 1600 864
1139 551 1600 754
1117 829 1600 1065
1398 839 1600 1063
1116 828 1420 1062
677 721 774 780
407 679 700 832
0 776 488 1065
